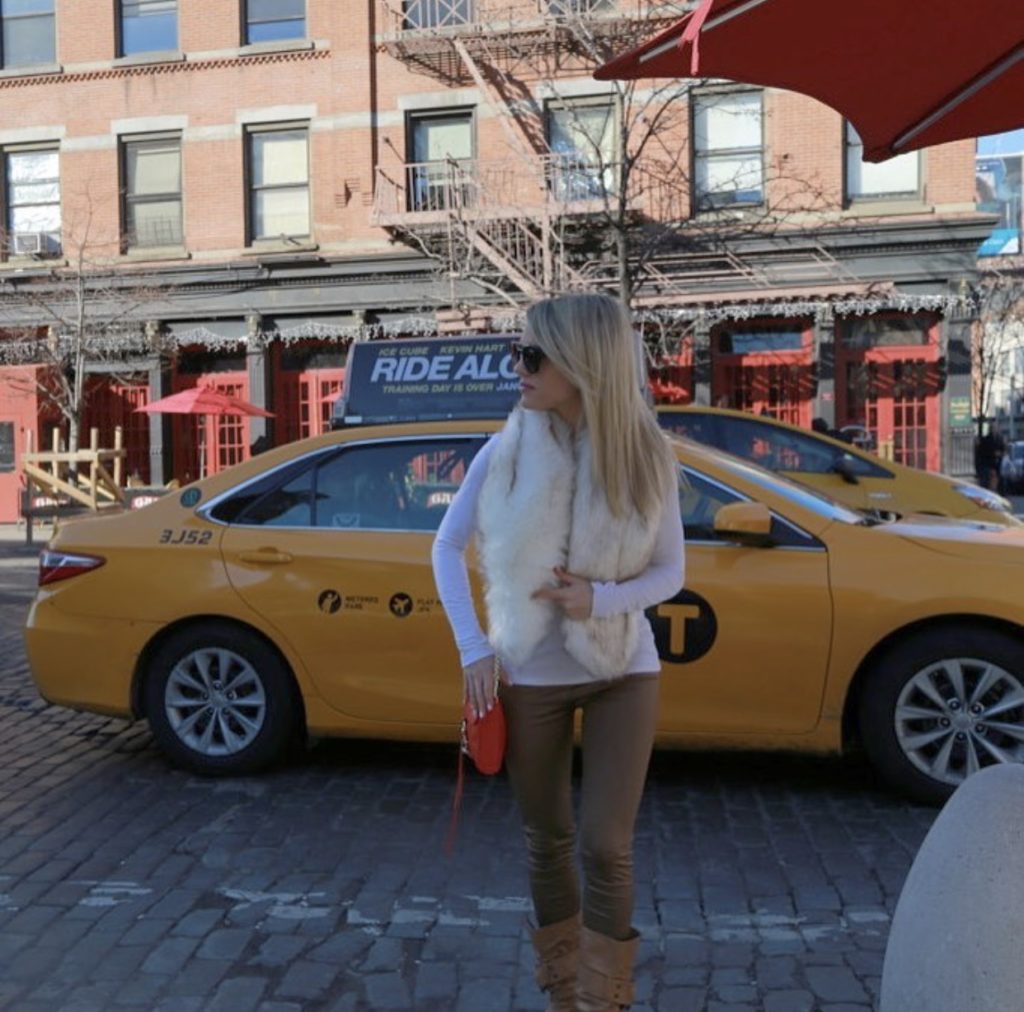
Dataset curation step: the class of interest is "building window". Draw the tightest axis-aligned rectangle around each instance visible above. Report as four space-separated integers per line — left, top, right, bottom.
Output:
248 126 309 241
0 420 12 472
123 135 182 248
408 111 474 211
0 0 56 68
693 90 763 210
546 98 617 201
841 313 934 349
401 0 470 31
845 123 920 201
246 0 305 43
120 0 177 56
4 147 60 256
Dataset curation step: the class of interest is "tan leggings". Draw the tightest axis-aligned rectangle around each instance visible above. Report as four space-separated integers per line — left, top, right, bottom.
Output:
502 674 659 941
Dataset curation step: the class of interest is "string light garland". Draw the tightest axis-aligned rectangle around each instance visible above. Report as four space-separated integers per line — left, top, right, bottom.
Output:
0 290 974 365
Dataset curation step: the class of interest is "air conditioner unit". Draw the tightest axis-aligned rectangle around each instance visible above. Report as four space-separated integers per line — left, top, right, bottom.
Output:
11 231 45 256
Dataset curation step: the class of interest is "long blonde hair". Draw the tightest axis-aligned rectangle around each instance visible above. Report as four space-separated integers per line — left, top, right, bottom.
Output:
525 293 676 521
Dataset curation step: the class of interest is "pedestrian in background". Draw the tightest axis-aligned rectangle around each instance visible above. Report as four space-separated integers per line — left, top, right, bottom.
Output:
975 422 1005 491
432 293 685 1010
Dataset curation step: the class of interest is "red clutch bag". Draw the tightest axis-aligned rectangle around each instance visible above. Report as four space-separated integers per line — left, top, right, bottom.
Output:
446 659 506 853
461 695 506 775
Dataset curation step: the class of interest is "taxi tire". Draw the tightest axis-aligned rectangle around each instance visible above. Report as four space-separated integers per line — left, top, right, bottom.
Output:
144 623 298 776
858 626 1024 806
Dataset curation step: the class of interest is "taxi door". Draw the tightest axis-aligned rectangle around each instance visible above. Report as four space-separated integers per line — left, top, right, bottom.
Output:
651 468 833 734
219 434 487 725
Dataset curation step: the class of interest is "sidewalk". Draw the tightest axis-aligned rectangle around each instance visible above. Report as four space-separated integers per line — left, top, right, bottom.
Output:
0 522 54 553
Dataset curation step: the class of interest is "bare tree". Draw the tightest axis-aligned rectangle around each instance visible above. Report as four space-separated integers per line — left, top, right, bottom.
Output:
973 260 1024 436
380 0 831 316
0 212 174 458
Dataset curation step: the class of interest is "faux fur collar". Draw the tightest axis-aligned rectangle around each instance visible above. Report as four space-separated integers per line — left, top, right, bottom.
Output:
476 407 661 680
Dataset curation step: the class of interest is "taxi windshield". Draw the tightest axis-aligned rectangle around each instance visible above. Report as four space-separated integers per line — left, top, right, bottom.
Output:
672 436 866 526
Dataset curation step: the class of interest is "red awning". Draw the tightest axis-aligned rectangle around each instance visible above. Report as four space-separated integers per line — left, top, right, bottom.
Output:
595 0 1024 162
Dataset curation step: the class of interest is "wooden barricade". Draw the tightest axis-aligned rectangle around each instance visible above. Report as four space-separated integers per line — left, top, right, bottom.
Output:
22 426 127 512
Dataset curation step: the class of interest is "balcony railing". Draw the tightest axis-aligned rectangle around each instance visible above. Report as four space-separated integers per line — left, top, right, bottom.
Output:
373 155 689 226
380 0 656 39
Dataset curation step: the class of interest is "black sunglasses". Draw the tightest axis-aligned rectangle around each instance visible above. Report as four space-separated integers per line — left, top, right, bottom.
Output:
510 342 546 375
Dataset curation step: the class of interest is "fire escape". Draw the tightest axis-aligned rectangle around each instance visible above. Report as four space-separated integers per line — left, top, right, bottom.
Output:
372 0 685 307
372 0 868 315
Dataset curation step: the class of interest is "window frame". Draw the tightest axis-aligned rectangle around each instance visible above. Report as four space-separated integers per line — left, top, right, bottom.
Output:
1 142 61 259
544 94 619 202
243 0 306 45
691 88 765 212
117 0 179 57
843 121 921 204
120 131 183 251
405 108 476 213
0 0 56 70
244 121 311 244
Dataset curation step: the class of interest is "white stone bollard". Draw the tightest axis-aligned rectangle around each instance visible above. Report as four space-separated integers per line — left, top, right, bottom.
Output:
880 763 1024 1012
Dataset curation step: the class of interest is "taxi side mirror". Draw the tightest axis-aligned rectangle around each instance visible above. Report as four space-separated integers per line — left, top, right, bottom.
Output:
713 501 775 547
833 455 860 485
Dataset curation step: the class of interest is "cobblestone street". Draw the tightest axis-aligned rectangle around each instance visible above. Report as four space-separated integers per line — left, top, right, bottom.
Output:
0 535 936 1011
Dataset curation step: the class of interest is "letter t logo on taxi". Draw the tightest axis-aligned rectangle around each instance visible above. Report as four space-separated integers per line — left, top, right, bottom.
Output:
656 603 701 655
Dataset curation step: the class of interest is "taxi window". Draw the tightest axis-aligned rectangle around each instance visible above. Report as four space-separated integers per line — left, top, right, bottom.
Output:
680 465 822 547
222 438 485 531
678 466 742 541
239 469 314 526
715 416 890 478
658 411 720 446
312 440 484 530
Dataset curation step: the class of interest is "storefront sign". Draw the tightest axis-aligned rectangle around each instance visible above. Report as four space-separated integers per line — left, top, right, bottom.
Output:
949 396 972 427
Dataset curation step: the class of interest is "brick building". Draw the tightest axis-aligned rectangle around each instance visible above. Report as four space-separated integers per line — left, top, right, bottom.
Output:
0 0 994 520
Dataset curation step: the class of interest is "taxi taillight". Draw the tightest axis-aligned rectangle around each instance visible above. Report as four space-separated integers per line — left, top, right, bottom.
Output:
38 550 106 586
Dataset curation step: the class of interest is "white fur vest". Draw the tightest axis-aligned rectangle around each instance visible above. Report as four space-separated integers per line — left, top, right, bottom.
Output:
476 407 662 680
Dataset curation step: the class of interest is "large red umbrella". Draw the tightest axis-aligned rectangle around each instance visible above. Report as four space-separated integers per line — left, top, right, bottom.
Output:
137 387 273 479
595 0 1024 162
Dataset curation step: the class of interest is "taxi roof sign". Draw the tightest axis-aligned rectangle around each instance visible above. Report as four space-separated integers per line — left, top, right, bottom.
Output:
332 334 520 427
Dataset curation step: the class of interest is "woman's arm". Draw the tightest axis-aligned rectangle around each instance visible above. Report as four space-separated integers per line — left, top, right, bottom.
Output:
590 478 685 618
431 439 495 667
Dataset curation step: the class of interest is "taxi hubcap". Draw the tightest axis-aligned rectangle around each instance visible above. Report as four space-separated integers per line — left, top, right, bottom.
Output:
165 648 267 756
895 657 1024 786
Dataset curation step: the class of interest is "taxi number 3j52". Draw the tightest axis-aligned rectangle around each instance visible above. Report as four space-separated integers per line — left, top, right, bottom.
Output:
159 529 213 546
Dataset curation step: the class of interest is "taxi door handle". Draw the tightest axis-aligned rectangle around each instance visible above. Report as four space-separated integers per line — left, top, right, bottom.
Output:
237 549 293 565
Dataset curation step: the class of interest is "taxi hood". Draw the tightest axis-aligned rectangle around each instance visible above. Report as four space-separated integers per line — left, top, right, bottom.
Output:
881 513 1024 563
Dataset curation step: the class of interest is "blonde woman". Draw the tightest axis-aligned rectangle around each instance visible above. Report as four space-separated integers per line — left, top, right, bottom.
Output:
432 293 685 1011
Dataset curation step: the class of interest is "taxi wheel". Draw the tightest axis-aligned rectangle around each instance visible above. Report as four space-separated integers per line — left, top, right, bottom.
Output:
859 627 1024 805
144 623 299 776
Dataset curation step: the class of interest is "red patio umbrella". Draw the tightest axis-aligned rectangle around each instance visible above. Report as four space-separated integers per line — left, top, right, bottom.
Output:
595 0 1024 162
137 387 273 479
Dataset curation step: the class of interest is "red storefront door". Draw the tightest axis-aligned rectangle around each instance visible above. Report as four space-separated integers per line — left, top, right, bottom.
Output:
712 321 814 427
836 315 940 472
83 377 151 482
171 372 251 482
276 368 345 445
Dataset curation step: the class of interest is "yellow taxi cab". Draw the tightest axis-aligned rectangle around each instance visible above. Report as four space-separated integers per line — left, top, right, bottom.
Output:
658 405 1017 525
24 336 1024 805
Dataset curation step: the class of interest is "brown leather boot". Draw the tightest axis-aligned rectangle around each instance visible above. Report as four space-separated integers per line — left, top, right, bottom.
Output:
531 914 580 1012
575 925 639 1011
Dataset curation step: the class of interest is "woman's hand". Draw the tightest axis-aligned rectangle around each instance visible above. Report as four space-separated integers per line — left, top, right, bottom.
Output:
463 655 498 720
532 566 594 621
